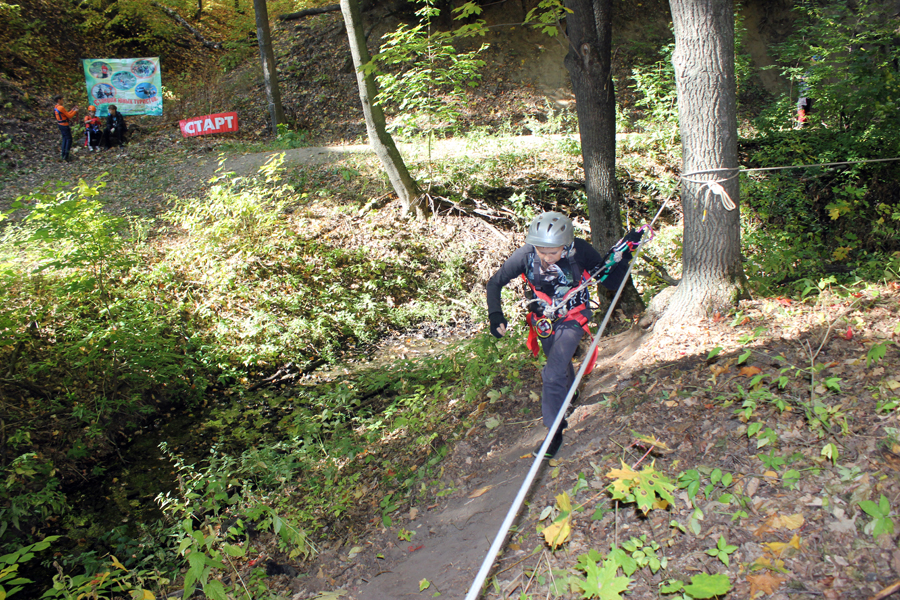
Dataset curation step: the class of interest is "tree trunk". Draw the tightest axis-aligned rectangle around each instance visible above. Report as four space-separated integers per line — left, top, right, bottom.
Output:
651 0 748 329
563 0 644 318
253 0 285 134
340 0 422 217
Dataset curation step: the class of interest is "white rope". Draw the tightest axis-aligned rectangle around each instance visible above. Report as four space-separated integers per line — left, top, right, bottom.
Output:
464 197 671 600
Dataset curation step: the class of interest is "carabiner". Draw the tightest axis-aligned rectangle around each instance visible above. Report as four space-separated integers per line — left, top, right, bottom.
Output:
535 317 554 338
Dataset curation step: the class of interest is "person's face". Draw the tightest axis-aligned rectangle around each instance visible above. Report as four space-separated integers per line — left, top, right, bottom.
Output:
110 108 116 115
535 246 564 268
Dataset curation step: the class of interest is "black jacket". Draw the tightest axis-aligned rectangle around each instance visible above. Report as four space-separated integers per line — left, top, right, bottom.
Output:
485 238 610 317
105 112 126 131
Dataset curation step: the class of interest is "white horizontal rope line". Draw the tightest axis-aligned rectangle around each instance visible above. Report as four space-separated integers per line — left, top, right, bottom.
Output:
464 197 671 600
681 155 900 180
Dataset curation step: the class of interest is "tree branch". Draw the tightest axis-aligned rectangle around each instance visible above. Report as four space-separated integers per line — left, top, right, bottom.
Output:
278 3 340 21
151 2 222 49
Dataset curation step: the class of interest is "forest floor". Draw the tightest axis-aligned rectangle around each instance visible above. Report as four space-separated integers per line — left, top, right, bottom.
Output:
3 12 900 600
6 131 897 600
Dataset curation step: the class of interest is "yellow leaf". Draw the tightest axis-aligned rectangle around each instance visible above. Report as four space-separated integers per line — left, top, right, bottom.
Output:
110 555 127 571
555 492 572 513
606 462 639 480
749 556 789 573
763 471 778 479
542 516 571 549
886 379 900 390
141 590 156 600
652 498 670 510
763 535 801 556
632 432 672 452
778 514 805 530
468 485 493 499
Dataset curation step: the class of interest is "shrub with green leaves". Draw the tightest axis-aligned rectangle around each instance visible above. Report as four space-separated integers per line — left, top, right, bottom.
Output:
366 0 487 141
746 0 900 274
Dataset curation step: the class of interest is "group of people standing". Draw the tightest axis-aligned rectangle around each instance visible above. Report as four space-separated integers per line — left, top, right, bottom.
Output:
53 95 127 161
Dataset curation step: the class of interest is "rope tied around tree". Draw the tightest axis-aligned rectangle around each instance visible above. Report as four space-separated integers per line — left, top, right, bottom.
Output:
681 167 739 219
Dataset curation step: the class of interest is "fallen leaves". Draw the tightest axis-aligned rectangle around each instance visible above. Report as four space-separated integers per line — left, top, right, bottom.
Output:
747 572 787 596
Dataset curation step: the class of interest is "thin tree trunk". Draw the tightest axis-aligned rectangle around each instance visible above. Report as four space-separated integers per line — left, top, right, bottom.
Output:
564 0 644 317
253 0 285 133
340 0 421 217
653 0 748 329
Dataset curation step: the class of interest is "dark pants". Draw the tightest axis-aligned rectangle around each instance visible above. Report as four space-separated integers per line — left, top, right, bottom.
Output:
86 129 102 148
104 125 126 148
538 319 585 429
58 124 72 159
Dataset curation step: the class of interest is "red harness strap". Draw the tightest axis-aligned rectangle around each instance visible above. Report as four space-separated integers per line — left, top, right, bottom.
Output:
521 274 599 375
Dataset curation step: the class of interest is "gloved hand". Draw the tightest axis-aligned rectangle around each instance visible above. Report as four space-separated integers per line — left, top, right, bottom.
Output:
489 312 508 338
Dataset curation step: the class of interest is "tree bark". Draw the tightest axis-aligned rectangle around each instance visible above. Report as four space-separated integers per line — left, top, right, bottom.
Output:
340 0 422 217
652 0 749 329
253 0 285 134
563 0 644 317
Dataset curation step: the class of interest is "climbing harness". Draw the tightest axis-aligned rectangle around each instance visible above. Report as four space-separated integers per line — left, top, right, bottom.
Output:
464 198 671 600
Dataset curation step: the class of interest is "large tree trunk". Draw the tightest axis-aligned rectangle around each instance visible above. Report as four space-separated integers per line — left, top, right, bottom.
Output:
654 0 748 329
563 0 644 318
340 0 422 217
253 0 285 133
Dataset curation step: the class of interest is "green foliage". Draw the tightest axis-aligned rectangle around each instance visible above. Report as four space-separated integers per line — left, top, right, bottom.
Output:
0 535 59 598
42 553 168 600
606 461 675 514
366 0 488 140
746 0 900 275
858 495 896 540
661 573 732 599
704 535 738 567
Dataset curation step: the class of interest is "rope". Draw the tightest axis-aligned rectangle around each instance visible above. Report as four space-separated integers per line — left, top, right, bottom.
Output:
677 155 900 217
464 197 672 600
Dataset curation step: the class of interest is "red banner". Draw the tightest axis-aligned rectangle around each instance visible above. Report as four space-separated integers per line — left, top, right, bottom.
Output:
179 112 239 137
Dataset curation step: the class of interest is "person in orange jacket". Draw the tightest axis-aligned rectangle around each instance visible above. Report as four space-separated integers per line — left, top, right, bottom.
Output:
83 106 103 152
53 95 78 162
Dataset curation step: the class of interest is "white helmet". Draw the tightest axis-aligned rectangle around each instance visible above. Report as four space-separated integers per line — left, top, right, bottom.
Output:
525 212 574 247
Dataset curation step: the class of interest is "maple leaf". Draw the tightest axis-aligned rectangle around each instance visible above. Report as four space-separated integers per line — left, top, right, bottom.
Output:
747 572 787 596
580 556 631 600
542 492 573 549
631 432 672 452
740 365 762 377
606 462 639 480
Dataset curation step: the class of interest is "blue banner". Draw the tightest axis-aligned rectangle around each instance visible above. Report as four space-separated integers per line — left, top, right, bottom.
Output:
81 57 163 117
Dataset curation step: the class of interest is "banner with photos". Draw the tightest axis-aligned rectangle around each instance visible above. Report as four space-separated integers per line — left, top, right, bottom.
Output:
81 57 163 117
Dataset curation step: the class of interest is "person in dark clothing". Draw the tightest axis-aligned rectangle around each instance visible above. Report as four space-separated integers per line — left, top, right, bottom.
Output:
104 105 127 148
485 212 615 459
53 95 78 161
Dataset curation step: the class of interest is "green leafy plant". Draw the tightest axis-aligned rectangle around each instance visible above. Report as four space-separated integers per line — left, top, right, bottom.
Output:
704 535 738 567
606 461 675 514
0 536 59 598
660 573 732 599
366 0 487 145
858 495 896 540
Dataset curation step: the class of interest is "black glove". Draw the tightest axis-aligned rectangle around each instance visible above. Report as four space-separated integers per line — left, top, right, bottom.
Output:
489 312 508 339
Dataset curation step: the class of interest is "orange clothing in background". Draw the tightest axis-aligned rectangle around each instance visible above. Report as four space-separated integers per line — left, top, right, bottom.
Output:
54 103 77 126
